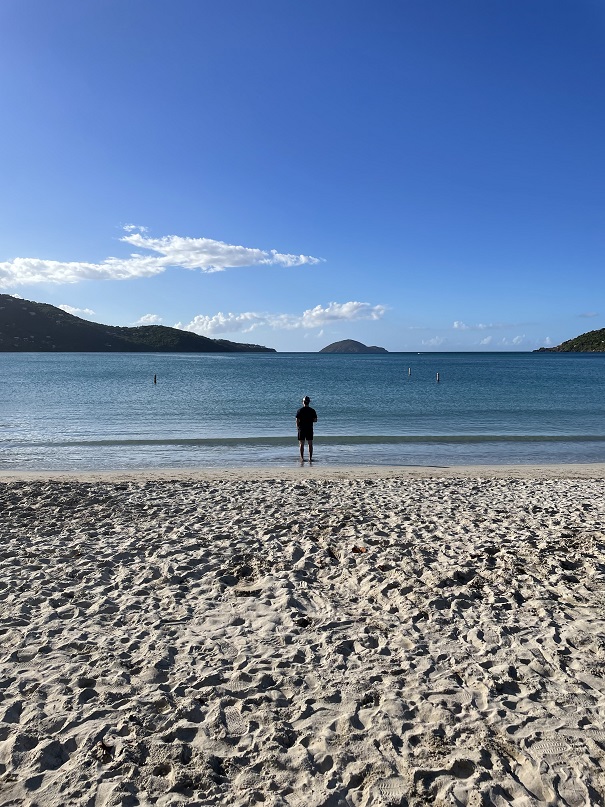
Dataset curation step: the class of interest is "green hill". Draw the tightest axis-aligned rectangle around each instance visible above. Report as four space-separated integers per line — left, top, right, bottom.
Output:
320 339 388 354
535 328 605 353
0 295 275 352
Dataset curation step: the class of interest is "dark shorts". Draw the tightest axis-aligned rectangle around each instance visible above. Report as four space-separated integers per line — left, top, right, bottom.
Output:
298 428 313 442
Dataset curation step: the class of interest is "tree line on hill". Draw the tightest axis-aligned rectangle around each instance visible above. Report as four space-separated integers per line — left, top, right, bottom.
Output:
535 328 605 353
0 295 275 352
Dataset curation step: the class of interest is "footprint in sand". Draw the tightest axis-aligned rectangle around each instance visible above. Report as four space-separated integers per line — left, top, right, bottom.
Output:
369 775 409 805
222 704 248 737
557 779 589 807
529 738 572 759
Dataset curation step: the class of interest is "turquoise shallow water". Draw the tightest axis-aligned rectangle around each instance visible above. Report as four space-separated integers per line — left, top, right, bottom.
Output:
1 352 605 469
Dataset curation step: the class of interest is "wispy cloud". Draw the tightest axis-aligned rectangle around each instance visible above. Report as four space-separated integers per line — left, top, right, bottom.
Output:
0 227 323 288
58 304 96 317
453 320 509 331
421 336 446 347
498 334 526 346
579 311 599 318
133 313 163 326
175 301 386 335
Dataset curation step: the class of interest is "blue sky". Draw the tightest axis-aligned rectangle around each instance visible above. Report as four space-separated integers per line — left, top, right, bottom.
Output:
1 0 603 351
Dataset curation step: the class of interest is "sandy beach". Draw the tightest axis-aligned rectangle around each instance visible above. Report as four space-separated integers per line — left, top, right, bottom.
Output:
1 465 605 806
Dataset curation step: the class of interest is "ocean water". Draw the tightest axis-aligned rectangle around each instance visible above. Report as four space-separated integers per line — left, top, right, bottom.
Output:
1 352 605 470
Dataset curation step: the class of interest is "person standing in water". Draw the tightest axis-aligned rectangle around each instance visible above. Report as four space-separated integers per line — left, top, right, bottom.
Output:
296 396 318 462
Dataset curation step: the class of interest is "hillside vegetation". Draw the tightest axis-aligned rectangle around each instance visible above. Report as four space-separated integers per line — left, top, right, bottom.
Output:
0 295 275 352
535 328 605 353
319 339 388 354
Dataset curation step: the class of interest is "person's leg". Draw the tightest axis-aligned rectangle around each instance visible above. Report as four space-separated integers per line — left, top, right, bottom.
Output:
299 440 305 460
308 439 313 461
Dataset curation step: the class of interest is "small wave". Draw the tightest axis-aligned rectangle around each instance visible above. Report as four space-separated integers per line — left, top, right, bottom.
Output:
15 434 605 449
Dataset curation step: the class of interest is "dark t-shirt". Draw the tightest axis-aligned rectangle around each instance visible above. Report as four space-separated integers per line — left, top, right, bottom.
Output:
296 406 317 438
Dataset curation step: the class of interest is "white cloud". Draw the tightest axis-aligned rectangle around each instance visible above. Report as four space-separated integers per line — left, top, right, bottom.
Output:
421 336 445 347
0 255 168 287
175 301 386 336
499 335 526 346
120 232 323 273
0 227 323 288
175 312 265 335
543 337 553 346
133 313 163 326
453 321 498 331
479 336 492 345
579 312 599 318
58 304 95 317
300 301 386 328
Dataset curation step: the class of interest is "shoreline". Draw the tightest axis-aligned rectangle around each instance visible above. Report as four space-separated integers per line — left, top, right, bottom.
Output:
1 461 605 483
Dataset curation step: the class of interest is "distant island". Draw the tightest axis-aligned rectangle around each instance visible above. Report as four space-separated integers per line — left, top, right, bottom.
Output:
535 328 605 353
0 295 275 353
320 339 388 354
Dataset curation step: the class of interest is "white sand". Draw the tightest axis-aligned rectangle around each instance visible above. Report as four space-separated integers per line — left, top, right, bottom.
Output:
1 466 605 806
